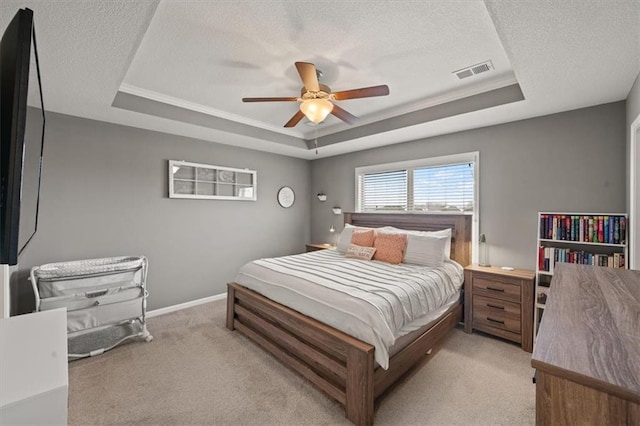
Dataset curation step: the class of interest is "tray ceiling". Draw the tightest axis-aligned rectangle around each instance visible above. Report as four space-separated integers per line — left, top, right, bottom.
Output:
1 1 639 159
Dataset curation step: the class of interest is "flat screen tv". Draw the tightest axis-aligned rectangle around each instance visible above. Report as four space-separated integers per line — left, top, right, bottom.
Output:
0 8 45 265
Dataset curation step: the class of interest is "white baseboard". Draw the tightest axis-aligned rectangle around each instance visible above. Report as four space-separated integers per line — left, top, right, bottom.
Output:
146 293 226 318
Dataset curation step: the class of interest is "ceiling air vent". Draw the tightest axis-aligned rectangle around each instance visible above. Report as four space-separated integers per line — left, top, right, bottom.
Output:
453 60 494 80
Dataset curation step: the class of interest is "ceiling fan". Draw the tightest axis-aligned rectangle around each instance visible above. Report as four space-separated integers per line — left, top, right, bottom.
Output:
242 62 390 128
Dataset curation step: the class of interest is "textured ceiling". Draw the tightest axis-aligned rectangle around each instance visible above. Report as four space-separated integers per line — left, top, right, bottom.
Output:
1 1 639 159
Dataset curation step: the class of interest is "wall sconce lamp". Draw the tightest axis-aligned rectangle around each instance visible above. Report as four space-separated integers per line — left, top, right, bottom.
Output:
317 193 327 201
332 207 342 215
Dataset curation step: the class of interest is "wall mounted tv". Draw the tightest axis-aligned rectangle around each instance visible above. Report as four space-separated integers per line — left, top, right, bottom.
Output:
0 8 45 265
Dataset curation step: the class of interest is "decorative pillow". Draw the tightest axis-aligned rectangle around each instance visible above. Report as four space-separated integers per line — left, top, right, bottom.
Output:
337 224 373 253
383 226 452 258
345 244 377 260
372 232 407 264
403 234 448 267
351 229 375 247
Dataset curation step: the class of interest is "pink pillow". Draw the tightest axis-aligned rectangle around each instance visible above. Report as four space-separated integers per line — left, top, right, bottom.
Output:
351 229 375 247
373 232 407 264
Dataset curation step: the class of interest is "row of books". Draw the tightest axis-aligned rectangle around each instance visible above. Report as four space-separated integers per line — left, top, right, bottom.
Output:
539 214 626 244
538 246 626 273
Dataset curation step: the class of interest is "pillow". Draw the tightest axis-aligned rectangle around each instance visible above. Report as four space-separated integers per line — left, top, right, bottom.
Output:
351 229 375 247
345 244 377 260
372 231 407 264
383 226 452 258
425 229 453 257
403 234 448 267
337 224 373 253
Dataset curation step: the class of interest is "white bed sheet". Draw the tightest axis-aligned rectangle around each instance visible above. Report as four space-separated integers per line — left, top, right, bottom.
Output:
234 250 463 369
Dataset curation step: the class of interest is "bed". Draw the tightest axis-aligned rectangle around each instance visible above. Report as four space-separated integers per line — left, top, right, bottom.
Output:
226 212 472 425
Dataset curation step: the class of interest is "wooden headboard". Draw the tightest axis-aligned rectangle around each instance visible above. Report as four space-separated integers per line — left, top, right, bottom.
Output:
343 212 472 267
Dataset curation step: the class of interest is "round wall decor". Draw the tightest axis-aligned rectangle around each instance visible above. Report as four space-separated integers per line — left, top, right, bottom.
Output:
277 186 295 208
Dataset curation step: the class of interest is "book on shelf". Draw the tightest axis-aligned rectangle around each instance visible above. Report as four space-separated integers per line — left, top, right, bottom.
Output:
537 291 547 305
539 214 626 244
537 246 625 272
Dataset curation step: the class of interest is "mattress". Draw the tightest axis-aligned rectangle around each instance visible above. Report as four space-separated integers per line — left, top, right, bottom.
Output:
234 249 464 369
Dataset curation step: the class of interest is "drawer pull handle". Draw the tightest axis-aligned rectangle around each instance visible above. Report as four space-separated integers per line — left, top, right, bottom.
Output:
486 286 505 292
487 317 505 325
487 303 505 310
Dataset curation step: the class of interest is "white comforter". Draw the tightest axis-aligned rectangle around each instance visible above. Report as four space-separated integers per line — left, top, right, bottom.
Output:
234 249 464 369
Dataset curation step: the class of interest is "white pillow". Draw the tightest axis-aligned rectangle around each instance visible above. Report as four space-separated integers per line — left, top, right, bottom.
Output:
336 224 355 253
424 229 452 258
403 234 448 267
383 226 452 258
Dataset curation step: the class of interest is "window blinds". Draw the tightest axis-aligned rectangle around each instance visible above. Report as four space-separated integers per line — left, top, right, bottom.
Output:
358 170 408 211
358 162 474 213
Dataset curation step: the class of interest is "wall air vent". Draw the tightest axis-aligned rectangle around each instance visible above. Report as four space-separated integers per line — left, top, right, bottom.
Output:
453 60 494 80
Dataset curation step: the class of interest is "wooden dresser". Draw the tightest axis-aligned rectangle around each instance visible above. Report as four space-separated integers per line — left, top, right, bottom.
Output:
531 263 640 425
464 264 534 352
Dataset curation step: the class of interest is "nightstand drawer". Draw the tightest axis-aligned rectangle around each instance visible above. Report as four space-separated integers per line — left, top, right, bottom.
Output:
472 276 521 303
473 302 521 334
473 295 520 321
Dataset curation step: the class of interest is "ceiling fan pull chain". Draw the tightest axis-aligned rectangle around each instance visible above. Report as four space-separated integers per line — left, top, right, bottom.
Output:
314 127 318 154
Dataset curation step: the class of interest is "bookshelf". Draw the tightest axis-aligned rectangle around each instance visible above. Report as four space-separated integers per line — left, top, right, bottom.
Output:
534 212 628 342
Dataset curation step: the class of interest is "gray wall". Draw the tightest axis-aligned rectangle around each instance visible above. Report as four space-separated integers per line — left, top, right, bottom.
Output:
310 102 627 270
13 111 310 313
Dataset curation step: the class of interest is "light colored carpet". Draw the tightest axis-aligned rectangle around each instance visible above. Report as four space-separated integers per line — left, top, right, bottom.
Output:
68 300 535 425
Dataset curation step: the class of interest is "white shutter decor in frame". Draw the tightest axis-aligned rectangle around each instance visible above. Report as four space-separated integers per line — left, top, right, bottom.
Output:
169 160 257 201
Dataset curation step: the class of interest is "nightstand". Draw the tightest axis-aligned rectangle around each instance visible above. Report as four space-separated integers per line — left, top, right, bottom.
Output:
464 264 535 352
305 243 336 252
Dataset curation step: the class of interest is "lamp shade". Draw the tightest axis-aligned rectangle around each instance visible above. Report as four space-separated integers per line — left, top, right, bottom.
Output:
300 99 333 124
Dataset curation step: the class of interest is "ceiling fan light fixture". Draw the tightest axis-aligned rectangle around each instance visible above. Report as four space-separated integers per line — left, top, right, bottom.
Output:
300 98 333 124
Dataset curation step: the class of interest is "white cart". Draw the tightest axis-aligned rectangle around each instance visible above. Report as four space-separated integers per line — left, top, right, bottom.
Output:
31 256 153 359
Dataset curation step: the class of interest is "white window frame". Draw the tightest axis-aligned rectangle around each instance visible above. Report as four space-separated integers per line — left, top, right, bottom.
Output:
169 160 257 201
355 151 480 263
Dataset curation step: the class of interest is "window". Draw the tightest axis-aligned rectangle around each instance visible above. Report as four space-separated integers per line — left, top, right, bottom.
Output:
356 152 477 213
359 170 408 212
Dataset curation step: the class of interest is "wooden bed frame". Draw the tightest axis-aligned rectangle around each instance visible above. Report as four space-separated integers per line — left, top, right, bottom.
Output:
226 212 472 425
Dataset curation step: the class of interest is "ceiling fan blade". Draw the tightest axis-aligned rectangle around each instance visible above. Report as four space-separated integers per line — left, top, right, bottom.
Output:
295 62 320 92
331 85 390 101
284 110 306 128
242 97 298 102
330 104 358 125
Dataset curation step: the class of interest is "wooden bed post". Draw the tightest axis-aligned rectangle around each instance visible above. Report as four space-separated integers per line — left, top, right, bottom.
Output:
345 345 374 426
226 284 236 330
